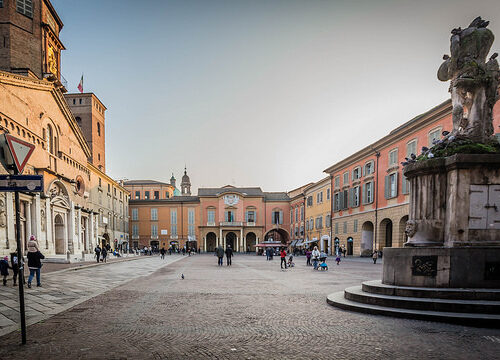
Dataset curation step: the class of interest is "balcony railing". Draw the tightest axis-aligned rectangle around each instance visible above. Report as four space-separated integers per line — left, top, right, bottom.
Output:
219 221 243 227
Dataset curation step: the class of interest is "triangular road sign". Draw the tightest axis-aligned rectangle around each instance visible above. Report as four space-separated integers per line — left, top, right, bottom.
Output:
4 134 35 174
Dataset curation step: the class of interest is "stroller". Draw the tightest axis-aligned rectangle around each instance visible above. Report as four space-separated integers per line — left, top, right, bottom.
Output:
316 253 328 271
287 255 295 268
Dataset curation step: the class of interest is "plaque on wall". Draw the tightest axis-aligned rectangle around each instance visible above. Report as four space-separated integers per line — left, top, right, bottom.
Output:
411 256 437 277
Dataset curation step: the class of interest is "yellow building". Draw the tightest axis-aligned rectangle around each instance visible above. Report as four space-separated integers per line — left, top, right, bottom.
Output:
304 176 332 254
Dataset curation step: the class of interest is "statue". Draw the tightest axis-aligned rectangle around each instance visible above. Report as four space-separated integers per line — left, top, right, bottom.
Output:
437 16 499 143
404 220 417 238
0 198 6 228
41 209 46 231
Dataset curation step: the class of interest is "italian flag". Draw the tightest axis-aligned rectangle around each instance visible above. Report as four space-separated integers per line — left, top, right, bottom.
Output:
77 75 83 93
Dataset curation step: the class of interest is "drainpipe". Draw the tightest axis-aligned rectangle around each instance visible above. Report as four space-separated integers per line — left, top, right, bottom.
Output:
372 149 381 251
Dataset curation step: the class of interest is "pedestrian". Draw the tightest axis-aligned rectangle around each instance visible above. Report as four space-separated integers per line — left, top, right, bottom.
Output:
27 249 44 288
148 246 153 256
342 244 346 257
27 235 40 253
94 244 102 263
336 253 341 265
160 247 166 259
106 243 111 254
225 245 233 266
187 247 191 256
215 245 224 266
1 256 9 286
311 246 320 270
182 247 186 256
372 250 378 264
10 252 19 286
306 249 312 266
168 246 172 255
280 248 287 270
102 246 108 263
265 247 270 261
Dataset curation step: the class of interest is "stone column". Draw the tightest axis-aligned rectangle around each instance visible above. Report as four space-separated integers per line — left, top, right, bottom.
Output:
89 214 94 251
6 192 14 249
223 233 226 249
203 236 206 252
68 200 75 254
77 208 82 250
32 194 41 240
45 200 52 251
219 228 222 247
25 200 32 242
240 228 243 252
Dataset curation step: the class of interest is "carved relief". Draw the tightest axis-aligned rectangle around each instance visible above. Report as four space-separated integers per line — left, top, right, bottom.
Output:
0 197 6 228
405 220 417 238
41 209 46 231
412 256 438 277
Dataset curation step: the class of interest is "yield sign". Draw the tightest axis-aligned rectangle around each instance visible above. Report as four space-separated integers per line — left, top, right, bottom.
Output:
4 134 35 174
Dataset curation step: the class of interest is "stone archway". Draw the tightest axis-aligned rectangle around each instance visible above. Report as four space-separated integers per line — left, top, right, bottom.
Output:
226 232 236 249
346 237 354 255
361 221 374 252
264 228 290 244
246 232 257 252
54 214 65 254
206 232 217 252
379 218 393 249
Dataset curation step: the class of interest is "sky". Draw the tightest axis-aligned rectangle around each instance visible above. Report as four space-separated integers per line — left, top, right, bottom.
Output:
52 0 500 192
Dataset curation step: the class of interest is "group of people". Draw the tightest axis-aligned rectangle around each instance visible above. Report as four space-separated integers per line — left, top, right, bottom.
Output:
215 245 233 266
1 235 45 288
94 244 111 263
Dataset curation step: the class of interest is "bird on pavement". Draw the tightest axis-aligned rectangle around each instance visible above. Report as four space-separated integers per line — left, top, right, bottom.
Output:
181 274 184 280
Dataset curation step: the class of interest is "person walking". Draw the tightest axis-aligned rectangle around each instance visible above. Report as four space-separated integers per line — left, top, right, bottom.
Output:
280 248 287 270
27 249 44 288
10 252 19 286
342 244 346 257
216 245 224 266
1 256 9 286
27 235 40 253
306 249 312 266
372 250 378 264
225 245 233 266
336 253 341 265
311 246 320 270
101 246 108 263
265 247 270 261
160 247 166 259
94 245 102 263
168 246 172 255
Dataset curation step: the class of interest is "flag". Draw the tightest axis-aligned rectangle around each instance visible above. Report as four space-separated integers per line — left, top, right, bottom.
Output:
77 75 83 93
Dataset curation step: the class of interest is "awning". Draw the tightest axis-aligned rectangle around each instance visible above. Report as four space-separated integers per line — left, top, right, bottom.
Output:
290 240 297 246
295 240 304 246
303 239 319 245
255 242 284 247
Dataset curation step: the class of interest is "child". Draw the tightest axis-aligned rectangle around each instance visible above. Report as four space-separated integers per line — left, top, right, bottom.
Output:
10 252 19 286
335 253 341 265
1 256 9 286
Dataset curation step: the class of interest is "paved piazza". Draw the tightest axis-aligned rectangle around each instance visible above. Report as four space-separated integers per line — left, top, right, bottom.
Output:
0 254 499 359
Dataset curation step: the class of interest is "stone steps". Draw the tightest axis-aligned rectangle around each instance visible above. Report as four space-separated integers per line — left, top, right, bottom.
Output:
362 280 500 301
326 290 500 328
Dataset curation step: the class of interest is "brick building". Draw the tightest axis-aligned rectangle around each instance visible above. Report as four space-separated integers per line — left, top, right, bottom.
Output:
324 99 500 256
0 0 129 259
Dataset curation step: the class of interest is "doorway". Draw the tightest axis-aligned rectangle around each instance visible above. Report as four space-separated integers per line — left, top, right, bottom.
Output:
54 214 65 254
226 232 236 249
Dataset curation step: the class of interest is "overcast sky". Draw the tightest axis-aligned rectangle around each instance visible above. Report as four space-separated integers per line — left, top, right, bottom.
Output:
53 0 500 192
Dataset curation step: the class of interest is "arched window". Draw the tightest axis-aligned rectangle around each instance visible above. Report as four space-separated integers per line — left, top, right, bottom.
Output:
47 125 53 154
75 116 81 124
97 122 101 136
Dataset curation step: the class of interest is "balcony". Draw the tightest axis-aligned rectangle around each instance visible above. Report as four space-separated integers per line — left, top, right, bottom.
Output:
219 221 243 227
206 222 216 226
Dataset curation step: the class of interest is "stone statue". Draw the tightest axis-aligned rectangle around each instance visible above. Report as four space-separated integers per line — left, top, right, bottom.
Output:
41 209 46 231
404 220 417 238
0 199 6 228
437 16 499 143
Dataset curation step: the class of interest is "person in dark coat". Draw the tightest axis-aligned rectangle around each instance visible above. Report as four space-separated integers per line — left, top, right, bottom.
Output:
225 245 233 266
27 250 44 288
160 247 166 259
101 247 108 263
1 256 9 286
10 252 19 286
215 245 224 266
94 245 101 263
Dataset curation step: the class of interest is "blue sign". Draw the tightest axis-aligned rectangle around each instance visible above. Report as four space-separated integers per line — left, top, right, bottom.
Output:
0 175 43 192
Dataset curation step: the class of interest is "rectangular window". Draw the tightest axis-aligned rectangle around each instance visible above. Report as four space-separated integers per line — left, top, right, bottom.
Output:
295 208 298 223
135 191 140 199
171 209 177 224
188 225 195 237
300 206 304 221
343 221 347 233
402 175 410 195
335 223 339 234
350 186 360 208
272 211 283 225
306 220 309 231
171 224 177 236
154 191 159 199
385 173 398 199
364 161 374 176
334 176 340 189
327 188 330 200
165 191 170 199
342 190 348 210
246 210 256 223
389 148 398 166
225 210 234 222
151 224 158 237
352 167 361 180
17 0 33 18
300 225 304 235
0 1 3 8
343 172 349 186
307 196 313 206
353 219 358 233
144 191 150 200
108 184 110 192
334 193 340 212
428 128 441 146
326 214 331 228
188 208 195 225
363 182 374 204
407 140 417 158
132 224 139 237
316 193 320 204
131 209 139 221
207 209 215 224
290 209 293 223
151 208 158 221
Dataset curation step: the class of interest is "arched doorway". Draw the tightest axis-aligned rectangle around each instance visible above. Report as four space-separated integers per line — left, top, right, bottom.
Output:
334 237 340 255
102 233 110 248
379 218 393 249
264 228 290 244
206 232 217 252
321 235 330 254
399 215 409 247
246 232 257 252
361 221 374 252
54 214 65 255
226 232 236 249
347 237 353 255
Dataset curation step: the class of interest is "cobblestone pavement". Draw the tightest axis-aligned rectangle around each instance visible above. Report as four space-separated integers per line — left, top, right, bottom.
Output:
0 254 185 337
1 254 500 359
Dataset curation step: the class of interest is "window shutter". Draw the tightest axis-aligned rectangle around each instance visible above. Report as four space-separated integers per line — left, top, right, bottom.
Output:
339 192 344 209
402 175 407 194
384 175 390 199
279 210 283 225
245 211 248 222
395 172 399 196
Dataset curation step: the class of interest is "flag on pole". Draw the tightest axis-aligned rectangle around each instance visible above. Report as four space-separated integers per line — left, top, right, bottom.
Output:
77 74 83 93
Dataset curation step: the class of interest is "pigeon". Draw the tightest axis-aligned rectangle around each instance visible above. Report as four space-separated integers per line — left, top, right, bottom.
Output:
181 274 184 280
405 157 411 162
448 135 455 142
421 146 429 153
428 153 435 159
442 130 450 137
401 161 409 167
411 153 417 160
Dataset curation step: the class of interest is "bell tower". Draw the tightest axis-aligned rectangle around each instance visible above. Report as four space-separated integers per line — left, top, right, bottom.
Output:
181 167 191 195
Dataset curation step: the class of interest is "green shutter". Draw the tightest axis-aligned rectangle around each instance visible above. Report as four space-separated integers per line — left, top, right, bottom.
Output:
395 172 399 196
402 175 407 194
384 175 390 199
279 210 283 225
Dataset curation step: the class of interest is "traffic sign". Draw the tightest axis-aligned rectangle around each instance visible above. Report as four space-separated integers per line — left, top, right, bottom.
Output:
2 134 35 174
0 175 43 192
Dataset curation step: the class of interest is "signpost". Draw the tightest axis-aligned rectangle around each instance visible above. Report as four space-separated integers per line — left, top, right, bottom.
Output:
0 133 40 345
